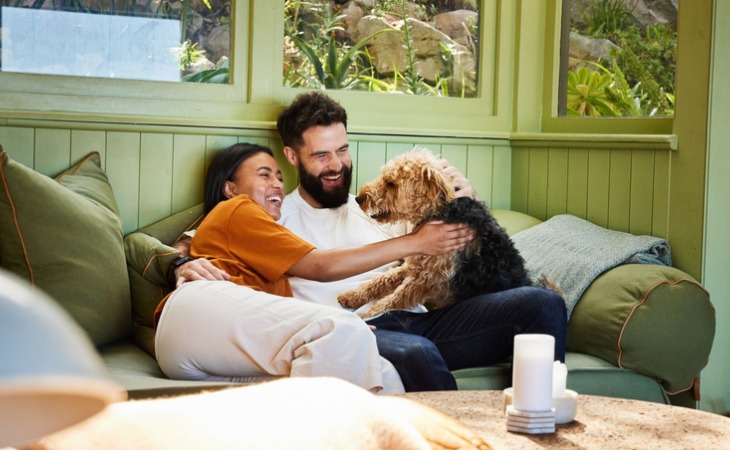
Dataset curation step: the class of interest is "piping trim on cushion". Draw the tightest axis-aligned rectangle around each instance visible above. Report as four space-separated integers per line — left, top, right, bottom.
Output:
616 278 711 369
55 151 98 183
0 150 35 285
142 252 179 278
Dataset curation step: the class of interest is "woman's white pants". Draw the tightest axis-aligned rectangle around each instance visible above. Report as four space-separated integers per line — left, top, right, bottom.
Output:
155 280 404 394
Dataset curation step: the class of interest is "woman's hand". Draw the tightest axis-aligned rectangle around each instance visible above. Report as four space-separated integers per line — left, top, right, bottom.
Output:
410 221 473 256
175 258 231 288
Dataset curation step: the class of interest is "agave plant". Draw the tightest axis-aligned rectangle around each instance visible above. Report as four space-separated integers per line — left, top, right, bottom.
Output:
566 66 618 116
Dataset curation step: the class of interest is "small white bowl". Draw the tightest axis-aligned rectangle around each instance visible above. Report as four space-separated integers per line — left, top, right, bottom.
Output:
503 387 578 424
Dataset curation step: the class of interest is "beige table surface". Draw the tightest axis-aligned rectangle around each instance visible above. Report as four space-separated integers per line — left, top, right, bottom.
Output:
404 390 730 449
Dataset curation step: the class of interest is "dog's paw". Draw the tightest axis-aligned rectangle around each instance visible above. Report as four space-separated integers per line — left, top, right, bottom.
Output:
337 290 366 310
358 301 391 319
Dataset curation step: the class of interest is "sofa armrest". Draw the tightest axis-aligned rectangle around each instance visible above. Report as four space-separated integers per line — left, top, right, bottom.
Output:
123 204 205 357
566 263 715 394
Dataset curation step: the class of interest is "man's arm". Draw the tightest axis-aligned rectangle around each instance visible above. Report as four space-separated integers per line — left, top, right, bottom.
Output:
439 160 479 200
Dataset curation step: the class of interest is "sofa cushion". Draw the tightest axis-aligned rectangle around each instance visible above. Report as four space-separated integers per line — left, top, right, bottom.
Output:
124 204 205 357
566 263 714 393
491 209 542 236
0 149 130 346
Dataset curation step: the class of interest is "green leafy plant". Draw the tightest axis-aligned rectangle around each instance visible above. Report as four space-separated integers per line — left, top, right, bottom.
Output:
173 40 206 70
182 58 229 83
583 0 637 39
284 1 395 90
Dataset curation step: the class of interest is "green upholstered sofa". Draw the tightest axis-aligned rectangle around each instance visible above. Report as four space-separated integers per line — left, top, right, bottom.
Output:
0 150 715 406
118 204 715 407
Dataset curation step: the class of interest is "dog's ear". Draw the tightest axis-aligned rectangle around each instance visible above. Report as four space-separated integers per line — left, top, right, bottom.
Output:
422 163 455 206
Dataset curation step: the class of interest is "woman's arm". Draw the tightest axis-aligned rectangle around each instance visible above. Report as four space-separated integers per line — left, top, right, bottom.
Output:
287 222 472 282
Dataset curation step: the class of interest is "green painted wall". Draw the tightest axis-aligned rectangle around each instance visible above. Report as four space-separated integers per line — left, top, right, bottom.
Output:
700 0 730 415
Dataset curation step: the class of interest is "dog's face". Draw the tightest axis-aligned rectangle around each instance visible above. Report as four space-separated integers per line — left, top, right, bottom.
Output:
356 148 456 224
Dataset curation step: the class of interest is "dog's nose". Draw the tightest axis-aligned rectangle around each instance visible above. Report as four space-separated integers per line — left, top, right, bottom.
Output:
355 195 364 205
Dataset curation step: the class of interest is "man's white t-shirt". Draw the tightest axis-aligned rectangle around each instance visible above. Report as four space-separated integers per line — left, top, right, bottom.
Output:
278 188 423 315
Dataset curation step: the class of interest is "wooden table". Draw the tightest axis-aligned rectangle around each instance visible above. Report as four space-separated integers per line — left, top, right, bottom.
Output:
404 390 730 449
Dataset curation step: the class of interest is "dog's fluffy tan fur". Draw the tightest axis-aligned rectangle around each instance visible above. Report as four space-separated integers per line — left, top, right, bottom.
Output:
338 148 462 318
338 147 542 318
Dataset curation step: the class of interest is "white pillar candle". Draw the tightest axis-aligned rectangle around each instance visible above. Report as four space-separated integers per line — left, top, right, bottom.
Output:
512 334 554 412
552 361 568 398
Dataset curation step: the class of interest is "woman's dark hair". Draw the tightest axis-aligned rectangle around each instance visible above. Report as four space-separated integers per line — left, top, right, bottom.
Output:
276 91 348 151
204 143 274 214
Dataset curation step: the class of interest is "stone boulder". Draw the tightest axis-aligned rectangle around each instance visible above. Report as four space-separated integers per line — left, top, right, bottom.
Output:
433 10 478 42
569 0 677 31
352 15 476 94
568 31 619 70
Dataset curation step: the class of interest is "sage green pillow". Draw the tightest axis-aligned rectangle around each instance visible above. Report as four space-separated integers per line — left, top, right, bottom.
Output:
566 264 715 393
0 149 131 347
124 204 205 357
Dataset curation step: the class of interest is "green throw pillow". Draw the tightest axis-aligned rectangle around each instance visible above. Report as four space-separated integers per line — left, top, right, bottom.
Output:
0 149 131 347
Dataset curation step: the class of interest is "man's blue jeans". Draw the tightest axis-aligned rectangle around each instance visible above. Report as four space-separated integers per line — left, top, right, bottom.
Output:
368 286 567 392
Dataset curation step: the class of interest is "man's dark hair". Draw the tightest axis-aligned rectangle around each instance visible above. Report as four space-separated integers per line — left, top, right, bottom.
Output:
276 91 348 150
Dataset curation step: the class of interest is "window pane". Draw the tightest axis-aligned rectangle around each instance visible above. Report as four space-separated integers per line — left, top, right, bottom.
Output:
559 0 677 117
283 0 481 97
0 0 231 84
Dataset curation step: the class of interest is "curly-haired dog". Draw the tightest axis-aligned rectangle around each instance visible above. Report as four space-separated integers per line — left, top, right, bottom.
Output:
337 148 550 318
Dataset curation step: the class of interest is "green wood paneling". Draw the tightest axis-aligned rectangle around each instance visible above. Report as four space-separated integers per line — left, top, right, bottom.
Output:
511 148 530 213
546 148 568 218
491 145 511 210
139 133 174 227
71 130 106 165
510 145 671 241
35 129 71 176
628 150 655 236
608 150 632 232
465 145 495 207
441 144 469 176
527 149 548 219
106 132 142 233
586 149 610 228
2 124 671 245
0 127 34 167
652 151 670 238
172 135 207 215
565 148 589 218
354 141 387 191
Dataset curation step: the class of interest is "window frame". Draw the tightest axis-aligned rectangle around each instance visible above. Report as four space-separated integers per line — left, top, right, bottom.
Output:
539 0 674 135
250 0 515 138
0 0 535 139
0 0 273 126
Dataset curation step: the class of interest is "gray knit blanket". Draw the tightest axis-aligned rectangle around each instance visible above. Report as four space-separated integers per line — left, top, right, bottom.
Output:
510 214 672 318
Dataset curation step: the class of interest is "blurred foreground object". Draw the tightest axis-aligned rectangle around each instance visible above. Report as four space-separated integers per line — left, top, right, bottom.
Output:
0 269 126 448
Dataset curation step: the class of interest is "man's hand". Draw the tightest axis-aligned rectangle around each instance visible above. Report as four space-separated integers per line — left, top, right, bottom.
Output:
175 258 230 288
439 160 479 200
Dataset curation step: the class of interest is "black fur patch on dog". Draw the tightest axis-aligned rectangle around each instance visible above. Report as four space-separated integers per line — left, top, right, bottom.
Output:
424 197 531 301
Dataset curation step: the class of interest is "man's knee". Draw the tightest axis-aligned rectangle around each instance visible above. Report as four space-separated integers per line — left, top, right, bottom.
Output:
386 335 442 363
515 286 567 322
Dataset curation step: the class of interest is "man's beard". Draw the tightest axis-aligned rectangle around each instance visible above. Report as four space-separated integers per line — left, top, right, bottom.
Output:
299 162 353 208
